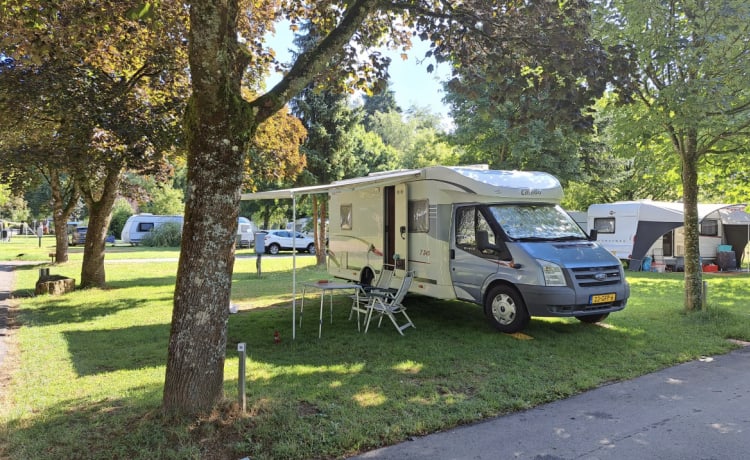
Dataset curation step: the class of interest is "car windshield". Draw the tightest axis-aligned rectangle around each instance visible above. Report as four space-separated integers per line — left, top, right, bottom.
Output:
487 204 587 241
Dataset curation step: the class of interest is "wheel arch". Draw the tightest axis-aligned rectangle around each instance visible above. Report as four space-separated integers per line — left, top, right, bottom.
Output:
482 278 525 308
358 265 376 286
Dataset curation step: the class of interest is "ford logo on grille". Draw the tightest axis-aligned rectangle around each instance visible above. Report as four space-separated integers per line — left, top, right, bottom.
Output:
594 273 607 281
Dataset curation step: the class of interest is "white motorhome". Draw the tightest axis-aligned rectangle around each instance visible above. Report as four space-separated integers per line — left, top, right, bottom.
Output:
243 165 629 333
587 200 750 270
122 214 257 247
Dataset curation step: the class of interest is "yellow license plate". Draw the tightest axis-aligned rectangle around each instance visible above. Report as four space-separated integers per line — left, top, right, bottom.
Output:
590 293 616 304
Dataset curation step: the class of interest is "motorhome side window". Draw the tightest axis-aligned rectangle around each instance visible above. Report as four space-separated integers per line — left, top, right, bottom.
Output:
700 219 718 236
340 204 352 230
408 199 429 233
593 218 615 234
137 222 154 232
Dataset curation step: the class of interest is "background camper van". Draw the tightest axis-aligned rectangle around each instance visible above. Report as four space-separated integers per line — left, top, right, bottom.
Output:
122 214 256 247
243 165 629 333
587 200 750 271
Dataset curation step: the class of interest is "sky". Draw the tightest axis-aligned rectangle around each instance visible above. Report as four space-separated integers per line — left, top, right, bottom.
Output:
263 25 454 124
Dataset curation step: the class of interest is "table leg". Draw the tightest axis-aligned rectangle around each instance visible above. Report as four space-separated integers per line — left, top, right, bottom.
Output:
318 290 325 338
329 290 334 324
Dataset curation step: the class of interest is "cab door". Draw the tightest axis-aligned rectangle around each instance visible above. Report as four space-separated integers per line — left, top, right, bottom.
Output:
449 205 502 302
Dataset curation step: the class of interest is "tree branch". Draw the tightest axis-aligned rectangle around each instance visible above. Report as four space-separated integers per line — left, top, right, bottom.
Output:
251 0 380 123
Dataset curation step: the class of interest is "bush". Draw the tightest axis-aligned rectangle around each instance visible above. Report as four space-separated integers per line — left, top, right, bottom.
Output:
140 222 182 247
109 198 134 240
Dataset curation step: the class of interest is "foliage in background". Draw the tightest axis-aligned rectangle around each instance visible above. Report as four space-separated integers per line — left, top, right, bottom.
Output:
108 198 134 239
139 184 184 216
0 184 29 222
140 221 182 247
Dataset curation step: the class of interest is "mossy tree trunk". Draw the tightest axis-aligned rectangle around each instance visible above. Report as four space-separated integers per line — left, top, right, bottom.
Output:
679 130 703 311
162 0 250 413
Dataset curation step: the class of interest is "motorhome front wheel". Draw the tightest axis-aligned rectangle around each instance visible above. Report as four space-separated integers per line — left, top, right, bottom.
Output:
484 285 530 333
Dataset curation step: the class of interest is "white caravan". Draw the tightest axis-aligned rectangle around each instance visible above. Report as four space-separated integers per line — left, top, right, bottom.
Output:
237 217 259 248
121 214 183 245
587 200 750 269
243 165 629 333
122 214 256 247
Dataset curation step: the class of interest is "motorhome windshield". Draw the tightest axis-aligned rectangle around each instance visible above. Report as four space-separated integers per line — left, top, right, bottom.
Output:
488 204 587 241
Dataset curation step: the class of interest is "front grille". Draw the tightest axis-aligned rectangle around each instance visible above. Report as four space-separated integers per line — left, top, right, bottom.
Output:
570 265 622 288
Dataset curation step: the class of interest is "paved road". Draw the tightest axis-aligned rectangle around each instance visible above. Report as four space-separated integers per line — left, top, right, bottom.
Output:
352 345 750 459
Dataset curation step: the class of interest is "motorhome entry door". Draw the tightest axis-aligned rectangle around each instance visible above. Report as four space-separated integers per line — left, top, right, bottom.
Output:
384 184 409 272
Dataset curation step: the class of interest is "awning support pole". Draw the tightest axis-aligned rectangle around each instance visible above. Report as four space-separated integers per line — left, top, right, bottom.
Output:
292 193 297 340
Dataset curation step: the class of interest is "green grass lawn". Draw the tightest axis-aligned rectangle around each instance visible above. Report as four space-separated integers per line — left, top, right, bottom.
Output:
1 239 749 459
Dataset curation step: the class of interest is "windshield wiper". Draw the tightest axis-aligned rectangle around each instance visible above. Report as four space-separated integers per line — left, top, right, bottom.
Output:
514 236 548 242
549 235 588 242
514 235 586 242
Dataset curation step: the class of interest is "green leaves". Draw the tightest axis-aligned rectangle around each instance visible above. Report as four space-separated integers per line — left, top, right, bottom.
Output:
125 2 155 21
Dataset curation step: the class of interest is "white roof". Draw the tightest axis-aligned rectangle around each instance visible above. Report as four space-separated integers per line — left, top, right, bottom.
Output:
588 200 748 223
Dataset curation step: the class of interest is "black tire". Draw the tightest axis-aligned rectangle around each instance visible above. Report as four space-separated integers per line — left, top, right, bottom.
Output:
484 285 529 333
576 313 609 324
360 267 375 286
268 243 280 255
307 243 316 255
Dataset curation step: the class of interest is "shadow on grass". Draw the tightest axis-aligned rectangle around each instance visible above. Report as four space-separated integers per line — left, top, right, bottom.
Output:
21 297 157 327
104 276 178 289
63 324 170 376
1 390 203 460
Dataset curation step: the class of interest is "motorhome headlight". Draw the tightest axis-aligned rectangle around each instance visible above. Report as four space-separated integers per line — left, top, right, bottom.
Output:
537 259 567 287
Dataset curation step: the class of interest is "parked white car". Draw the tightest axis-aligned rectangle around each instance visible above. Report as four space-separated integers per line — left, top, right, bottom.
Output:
261 229 316 255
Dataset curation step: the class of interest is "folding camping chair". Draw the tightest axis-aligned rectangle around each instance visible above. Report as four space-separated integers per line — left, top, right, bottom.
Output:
349 264 395 329
363 270 416 335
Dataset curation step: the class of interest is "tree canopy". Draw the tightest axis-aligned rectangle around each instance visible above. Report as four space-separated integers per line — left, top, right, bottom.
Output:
595 0 750 310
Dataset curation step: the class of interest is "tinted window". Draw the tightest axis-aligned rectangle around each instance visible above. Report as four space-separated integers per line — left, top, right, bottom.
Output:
409 200 429 233
700 219 718 236
593 217 615 234
340 204 352 230
138 222 155 232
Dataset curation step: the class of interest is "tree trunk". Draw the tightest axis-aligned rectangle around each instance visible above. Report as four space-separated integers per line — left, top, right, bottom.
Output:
680 132 703 311
163 0 249 414
49 170 78 263
79 169 120 288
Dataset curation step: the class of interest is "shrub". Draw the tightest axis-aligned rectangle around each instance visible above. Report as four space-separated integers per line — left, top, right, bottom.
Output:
109 198 134 240
140 222 182 247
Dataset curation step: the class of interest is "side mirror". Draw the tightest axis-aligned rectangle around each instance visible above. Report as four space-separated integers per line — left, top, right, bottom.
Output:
589 229 598 241
477 230 493 251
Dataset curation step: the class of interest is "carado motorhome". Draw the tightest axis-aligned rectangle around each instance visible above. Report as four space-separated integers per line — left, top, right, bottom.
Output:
122 214 256 247
242 165 629 333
